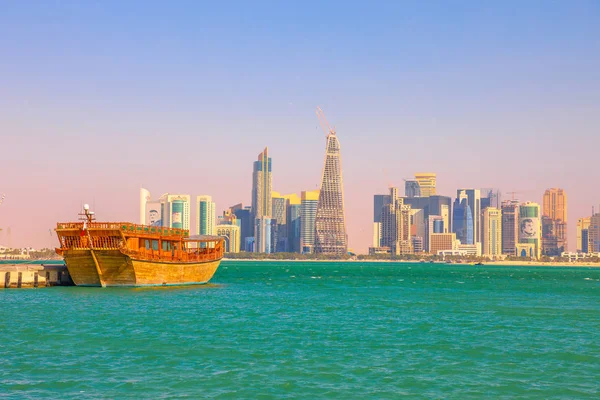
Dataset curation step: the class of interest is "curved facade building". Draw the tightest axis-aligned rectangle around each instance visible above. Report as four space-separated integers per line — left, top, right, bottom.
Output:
453 198 474 245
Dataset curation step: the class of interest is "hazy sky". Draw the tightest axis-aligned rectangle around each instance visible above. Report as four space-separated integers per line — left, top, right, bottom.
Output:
1 1 599 252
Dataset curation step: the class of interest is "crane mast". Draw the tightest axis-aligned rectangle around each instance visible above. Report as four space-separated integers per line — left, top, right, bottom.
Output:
316 107 336 136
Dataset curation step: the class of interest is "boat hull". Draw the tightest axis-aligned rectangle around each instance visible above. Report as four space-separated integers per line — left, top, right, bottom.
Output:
62 249 221 287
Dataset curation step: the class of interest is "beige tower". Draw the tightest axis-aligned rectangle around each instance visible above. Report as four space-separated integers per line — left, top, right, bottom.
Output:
414 173 436 197
543 188 567 222
483 207 502 257
251 147 272 253
252 147 272 220
542 188 568 253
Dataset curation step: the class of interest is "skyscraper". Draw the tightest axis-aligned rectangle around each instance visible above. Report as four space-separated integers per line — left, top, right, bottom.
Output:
482 207 502 257
255 217 272 253
414 173 436 197
542 188 568 253
409 208 425 245
140 188 151 225
541 216 561 256
402 196 452 228
251 147 272 252
543 188 567 221
159 194 191 230
404 180 421 198
501 200 520 255
140 190 164 227
301 190 319 253
453 190 474 245
378 187 412 254
251 147 272 220
373 194 392 222
196 195 215 236
577 217 591 253
271 194 287 252
230 204 253 247
588 213 600 253
456 189 481 246
480 188 502 209
516 202 541 259
373 194 391 247
287 203 302 253
314 125 348 256
426 215 446 252
271 192 302 253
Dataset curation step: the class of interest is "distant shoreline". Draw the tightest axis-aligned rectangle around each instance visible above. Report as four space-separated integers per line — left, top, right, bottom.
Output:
222 258 600 268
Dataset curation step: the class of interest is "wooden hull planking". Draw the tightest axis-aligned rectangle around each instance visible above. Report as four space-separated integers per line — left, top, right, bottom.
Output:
62 249 221 287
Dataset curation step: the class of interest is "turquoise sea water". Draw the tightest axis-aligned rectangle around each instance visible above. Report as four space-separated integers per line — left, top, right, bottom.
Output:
1 261 599 399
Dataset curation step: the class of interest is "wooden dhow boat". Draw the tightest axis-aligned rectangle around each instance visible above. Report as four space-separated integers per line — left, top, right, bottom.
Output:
55 205 224 287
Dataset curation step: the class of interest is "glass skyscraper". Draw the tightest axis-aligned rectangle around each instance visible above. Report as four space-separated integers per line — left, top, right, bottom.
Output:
404 180 421 198
196 195 215 236
251 147 272 253
453 196 474 245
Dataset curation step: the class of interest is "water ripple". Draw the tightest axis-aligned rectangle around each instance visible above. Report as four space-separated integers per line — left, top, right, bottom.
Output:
1 262 599 398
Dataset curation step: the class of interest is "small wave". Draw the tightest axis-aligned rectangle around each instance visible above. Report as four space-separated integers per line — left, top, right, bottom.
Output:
213 370 231 376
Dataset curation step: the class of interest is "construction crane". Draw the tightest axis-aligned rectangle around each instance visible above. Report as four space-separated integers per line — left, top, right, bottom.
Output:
316 107 336 136
505 191 535 201
506 192 521 201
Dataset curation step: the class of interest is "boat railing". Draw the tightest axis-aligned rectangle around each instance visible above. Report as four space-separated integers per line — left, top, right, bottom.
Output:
56 222 189 237
57 235 124 250
120 246 224 262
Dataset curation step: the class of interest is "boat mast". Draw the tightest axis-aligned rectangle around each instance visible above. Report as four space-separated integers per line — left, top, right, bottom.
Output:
78 204 96 223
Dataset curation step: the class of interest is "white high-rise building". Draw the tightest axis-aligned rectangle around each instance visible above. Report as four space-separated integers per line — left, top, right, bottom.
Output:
140 188 151 225
373 222 382 248
196 195 216 236
159 194 191 230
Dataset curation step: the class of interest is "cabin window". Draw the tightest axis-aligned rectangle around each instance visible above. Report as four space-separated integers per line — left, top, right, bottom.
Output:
145 240 150 250
162 241 171 251
152 240 159 251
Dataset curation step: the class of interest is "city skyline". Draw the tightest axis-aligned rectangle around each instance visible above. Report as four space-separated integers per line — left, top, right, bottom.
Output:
1 134 598 254
1 2 599 253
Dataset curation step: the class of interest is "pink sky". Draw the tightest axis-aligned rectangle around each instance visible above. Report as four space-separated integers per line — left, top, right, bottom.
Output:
1 106 598 254
1 1 599 253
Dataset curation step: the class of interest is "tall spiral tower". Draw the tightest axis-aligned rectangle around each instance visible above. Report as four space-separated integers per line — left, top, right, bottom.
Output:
314 107 348 255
